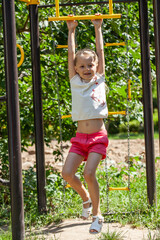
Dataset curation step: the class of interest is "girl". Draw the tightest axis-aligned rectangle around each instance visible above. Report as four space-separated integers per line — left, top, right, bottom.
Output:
62 16 108 234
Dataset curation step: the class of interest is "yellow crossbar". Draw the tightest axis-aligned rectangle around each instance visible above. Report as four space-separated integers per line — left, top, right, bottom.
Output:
57 45 68 48
19 0 40 5
61 111 126 119
49 14 121 22
49 0 121 21
61 114 72 119
109 111 126 115
105 42 126 47
57 43 125 48
109 187 129 191
20 0 30 2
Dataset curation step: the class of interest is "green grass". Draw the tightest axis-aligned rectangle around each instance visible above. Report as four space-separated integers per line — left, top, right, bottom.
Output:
97 231 160 240
0 231 57 240
0 154 160 239
109 131 159 140
144 231 160 240
0 230 12 240
97 230 125 240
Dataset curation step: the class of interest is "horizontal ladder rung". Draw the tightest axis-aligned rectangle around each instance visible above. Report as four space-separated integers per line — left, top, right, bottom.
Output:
61 114 71 119
109 111 126 115
57 43 125 49
48 14 121 22
61 111 126 119
57 45 68 48
105 42 126 47
108 187 129 191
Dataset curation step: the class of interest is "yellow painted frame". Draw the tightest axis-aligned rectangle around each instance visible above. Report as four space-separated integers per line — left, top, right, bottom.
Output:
57 42 125 48
108 187 129 191
105 42 126 47
17 44 24 68
61 111 126 119
56 45 68 48
48 0 121 21
19 0 40 5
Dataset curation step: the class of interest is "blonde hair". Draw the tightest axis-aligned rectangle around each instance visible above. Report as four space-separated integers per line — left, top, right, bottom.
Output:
74 48 98 66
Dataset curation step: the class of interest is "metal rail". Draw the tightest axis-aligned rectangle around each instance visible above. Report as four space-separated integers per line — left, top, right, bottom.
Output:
139 0 156 206
2 0 25 239
153 0 160 154
29 4 47 213
38 0 138 9
48 14 121 21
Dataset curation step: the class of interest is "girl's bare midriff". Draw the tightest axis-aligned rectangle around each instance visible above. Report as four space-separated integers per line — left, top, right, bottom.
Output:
77 118 106 134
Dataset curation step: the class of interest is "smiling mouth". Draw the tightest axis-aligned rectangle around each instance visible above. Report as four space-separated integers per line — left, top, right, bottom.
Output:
84 73 91 75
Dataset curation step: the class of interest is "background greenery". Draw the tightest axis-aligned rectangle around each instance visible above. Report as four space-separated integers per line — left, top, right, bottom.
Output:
0 0 158 178
0 0 159 238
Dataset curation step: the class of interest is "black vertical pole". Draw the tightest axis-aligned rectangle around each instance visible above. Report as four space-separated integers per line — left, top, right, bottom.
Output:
139 0 156 205
29 4 46 212
153 0 160 154
2 0 25 239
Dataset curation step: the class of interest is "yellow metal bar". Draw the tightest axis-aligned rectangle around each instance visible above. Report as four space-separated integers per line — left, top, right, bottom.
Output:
105 42 126 47
108 111 126 115
48 14 121 22
61 111 126 119
56 44 77 48
57 43 125 48
109 187 129 191
17 44 24 68
55 0 59 17
109 0 113 14
19 0 30 3
19 0 40 5
57 45 68 48
61 114 72 119
128 79 131 100
29 0 40 4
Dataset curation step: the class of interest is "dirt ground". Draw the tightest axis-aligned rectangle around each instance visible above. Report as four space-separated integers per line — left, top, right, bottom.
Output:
27 219 157 240
22 138 160 171
21 138 160 240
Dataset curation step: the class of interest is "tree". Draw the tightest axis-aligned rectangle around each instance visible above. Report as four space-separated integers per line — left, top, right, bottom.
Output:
0 0 156 179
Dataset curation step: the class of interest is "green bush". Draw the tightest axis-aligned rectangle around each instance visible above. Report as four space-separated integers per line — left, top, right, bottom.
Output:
119 119 144 133
153 109 159 131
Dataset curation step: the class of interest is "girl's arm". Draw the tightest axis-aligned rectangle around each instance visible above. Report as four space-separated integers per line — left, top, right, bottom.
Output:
92 17 105 76
67 20 78 79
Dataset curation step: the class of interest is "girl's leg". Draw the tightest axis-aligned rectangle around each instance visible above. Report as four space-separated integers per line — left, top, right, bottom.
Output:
62 152 90 203
84 152 102 217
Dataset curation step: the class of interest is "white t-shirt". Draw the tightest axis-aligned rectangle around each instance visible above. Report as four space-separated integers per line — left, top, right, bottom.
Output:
70 73 108 121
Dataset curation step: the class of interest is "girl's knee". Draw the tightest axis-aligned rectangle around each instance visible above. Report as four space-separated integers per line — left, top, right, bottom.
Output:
62 168 73 182
84 169 95 182
62 169 69 181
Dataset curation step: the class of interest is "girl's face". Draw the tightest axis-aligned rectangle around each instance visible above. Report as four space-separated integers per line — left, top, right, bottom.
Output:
75 54 98 81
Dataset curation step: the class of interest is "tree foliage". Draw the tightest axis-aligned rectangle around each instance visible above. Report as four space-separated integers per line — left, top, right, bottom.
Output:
0 0 157 178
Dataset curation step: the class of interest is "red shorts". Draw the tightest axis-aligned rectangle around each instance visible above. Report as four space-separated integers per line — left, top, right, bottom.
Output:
69 130 109 161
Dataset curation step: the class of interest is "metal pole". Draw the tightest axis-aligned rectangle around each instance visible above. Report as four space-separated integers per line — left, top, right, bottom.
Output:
139 0 156 206
2 0 25 239
38 0 138 9
153 0 160 154
29 4 47 213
